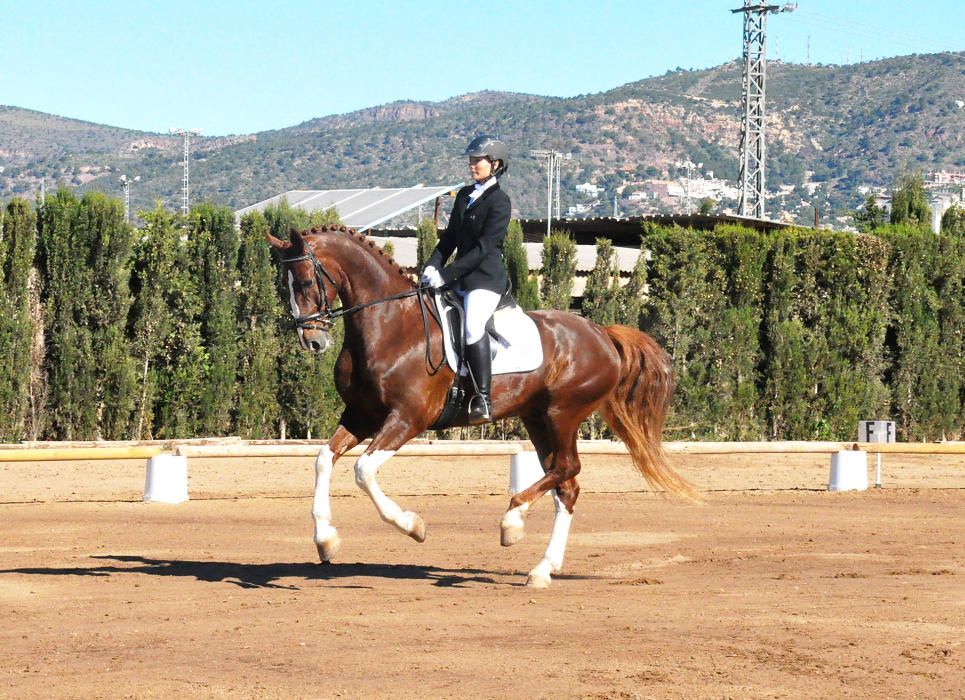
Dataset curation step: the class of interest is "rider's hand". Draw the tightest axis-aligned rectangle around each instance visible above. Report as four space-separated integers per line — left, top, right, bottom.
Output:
421 267 444 289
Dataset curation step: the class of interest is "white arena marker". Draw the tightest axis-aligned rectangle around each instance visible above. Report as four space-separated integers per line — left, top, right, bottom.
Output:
509 451 544 495
144 454 189 504
828 451 868 492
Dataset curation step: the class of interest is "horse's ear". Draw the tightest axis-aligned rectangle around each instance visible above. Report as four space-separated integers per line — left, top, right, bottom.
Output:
265 230 291 251
288 227 306 253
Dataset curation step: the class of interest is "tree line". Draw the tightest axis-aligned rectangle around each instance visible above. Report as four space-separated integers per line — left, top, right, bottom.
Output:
0 188 962 443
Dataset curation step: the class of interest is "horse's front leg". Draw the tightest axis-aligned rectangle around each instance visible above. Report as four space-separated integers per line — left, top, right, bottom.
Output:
313 423 366 562
353 414 426 542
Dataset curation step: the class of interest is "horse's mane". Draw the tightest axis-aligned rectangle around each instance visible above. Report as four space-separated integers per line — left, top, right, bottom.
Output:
305 224 413 283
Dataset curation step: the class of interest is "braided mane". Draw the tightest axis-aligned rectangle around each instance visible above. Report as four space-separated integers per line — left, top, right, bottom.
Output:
305 224 410 279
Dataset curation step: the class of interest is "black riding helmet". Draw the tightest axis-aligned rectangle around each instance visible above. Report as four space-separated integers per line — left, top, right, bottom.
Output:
464 135 509 177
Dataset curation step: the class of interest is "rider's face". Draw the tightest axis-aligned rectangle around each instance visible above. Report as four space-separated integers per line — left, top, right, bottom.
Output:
469 156 494 181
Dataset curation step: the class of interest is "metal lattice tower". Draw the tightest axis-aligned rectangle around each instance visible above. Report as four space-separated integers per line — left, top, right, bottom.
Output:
170 128 200 215
118 174 140 223
531 149 572 235
731 2 795 219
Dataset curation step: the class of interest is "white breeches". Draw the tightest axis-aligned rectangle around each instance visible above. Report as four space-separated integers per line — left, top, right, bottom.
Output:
458 288 501 344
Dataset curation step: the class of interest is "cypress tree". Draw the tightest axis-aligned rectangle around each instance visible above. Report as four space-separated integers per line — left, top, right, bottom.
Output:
130 204 207 439
416 217 438 270
884 227 963 439
0 199 37 441
83 192 138 438
581 238 621 326
890 172 932 229
190 204 240 436
941 204 965 237
641 227 726 438
540 229 577 311
503 219 539 310
37 190 138 439
616 244 647 328
762 230 812 439
235 212 282 438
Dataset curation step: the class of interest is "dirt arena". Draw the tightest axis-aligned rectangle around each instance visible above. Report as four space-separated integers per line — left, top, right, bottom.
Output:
1 447 962 699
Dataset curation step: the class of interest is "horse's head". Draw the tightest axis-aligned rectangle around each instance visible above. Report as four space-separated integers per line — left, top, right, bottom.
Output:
267 227 339 354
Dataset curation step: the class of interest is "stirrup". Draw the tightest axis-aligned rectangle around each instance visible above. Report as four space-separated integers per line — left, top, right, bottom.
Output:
467 395 492 425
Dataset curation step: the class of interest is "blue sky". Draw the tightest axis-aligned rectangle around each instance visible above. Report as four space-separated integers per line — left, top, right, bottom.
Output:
2 1 961 136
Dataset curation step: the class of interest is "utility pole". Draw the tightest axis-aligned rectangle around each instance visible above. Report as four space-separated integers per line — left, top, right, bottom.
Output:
118 174 140 224
170 128 201 216
732 2 796 219
531 149 572 236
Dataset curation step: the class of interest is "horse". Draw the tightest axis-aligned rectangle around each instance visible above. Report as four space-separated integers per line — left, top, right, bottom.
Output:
266 224 696 588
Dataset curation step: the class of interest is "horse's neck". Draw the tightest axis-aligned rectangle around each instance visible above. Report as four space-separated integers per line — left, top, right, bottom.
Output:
325 237 411 310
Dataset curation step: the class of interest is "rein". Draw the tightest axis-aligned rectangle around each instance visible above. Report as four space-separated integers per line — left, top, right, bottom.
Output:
283 245 446 374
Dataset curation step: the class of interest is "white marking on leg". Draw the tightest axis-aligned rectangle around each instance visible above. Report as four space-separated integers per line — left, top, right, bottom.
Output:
527 491 573 588
354 450 424 539
312 445 338 549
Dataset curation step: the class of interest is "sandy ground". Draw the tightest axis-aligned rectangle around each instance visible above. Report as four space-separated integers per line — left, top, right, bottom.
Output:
0 448 962 699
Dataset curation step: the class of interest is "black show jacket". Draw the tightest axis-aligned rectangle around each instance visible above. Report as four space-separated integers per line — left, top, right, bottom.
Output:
426 181 511 293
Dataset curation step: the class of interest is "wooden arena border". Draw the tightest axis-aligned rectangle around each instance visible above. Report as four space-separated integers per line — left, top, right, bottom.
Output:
0 439 963 462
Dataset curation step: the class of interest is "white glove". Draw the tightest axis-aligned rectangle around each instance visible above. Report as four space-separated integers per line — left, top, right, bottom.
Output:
421 267 444 288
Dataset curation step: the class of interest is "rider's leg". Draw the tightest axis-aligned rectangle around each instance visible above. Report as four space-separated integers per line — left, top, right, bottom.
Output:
462 288 500 425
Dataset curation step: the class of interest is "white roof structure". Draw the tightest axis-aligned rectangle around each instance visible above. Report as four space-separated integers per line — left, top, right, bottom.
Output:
235 185 462 232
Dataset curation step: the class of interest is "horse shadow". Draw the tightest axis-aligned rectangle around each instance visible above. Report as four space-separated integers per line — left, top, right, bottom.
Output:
0 554 554 590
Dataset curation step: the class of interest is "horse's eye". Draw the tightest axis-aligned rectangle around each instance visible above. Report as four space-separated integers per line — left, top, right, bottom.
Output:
301 280 313 290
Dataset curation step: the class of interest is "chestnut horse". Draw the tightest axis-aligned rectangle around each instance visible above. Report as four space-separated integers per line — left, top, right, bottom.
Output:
267 225 695 588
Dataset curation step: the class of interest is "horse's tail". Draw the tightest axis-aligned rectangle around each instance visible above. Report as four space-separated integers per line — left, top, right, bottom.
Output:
598 325 700 503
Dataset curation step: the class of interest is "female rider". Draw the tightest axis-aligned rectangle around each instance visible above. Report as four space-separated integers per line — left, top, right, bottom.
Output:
421 135 512 425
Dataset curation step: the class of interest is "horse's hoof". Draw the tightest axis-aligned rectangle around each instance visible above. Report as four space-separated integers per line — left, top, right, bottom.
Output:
501 525 525 547
500 507 527 547
316 534 342 562
526 572 552 589
406 513 427 543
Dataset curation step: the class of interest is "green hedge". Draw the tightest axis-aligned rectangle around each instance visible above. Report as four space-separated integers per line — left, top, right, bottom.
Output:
641 224 963 441
0 192 961 443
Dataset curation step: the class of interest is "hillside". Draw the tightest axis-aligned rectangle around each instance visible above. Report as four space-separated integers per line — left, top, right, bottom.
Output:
1 52 962 225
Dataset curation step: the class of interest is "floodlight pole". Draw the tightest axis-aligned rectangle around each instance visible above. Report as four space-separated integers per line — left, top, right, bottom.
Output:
732 1 796 219
531 149 572 236
170 128 201 216
119 174 140 223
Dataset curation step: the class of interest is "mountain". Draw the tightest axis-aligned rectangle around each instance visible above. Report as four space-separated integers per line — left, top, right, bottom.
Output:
1 52 962 225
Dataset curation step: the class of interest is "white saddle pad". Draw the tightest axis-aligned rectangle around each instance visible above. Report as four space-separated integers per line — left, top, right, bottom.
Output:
433 294 543 375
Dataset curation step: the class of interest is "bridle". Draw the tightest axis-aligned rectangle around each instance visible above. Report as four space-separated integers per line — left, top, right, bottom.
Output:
281 240 446 374
282 245 342 332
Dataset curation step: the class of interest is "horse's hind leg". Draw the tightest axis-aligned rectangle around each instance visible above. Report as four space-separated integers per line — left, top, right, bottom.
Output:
353 413 427 542
506 411 583 588
313 421 369 562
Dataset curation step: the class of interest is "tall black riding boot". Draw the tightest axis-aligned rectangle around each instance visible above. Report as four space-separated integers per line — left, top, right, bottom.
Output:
465 335 493 425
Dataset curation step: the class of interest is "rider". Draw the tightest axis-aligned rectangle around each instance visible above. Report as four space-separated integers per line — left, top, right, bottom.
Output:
421 135 512 425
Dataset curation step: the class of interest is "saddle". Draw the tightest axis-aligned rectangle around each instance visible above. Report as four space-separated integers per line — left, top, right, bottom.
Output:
428 287 543 430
